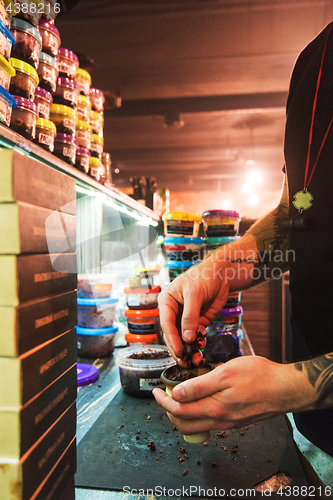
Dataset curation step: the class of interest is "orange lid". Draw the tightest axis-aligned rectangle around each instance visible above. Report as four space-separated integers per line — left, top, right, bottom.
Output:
125 308 159 318
125 332 158 342
124 285 161 294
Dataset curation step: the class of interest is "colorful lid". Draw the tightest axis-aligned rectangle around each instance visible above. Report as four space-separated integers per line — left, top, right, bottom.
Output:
55 132 75 143
76 325 118 335
202 210 240 219
76 146 91 156
91 133 104 145
50 103 76 118
77 363 99 387
0 53 15 76
76 119 91 131
89 156 102 167
12 95 37 113
36 117 56 132
9 57 39 82
0 85 17 107
11 17 41 43
90 87 105 100
164 236 203 245
125 332 158 343
77 297 118 306
56 76 78 89
57 47 79 63
0 18 16 45
38 18 61 39
203 236 240 244
162 211 202 222
75 67 91 84
165 260 199 268
218 306 243 317
124 285 161 294
35 86 53 102
125 308 159 318
78 94 91 106
39 51 58 69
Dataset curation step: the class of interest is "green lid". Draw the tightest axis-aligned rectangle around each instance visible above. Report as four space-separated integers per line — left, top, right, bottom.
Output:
0 54 15 77
91 133 104 145
50 103 76 118
75 68 92 84
76 120 92 131
89 156 102 167
78 94 91 107
9 57 38 83
36 118 57 133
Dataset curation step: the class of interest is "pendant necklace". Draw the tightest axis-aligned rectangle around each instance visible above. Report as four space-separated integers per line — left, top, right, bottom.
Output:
292 24 333 213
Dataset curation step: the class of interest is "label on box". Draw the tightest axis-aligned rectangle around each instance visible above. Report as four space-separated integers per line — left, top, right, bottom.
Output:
139 378 164 390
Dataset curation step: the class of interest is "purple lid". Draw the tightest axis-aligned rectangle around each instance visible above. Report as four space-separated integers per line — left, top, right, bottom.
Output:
90 88 104 98
202 210 240 219
35 86 53 103
38 18 61 39
77 363 99 387
219 306 243 317
55 133 75 144
56 76 78 90
12 95 37 113
57 47 79 63
77 146 90 156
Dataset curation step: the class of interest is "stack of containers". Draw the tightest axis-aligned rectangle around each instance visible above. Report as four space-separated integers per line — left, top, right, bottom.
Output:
0 3 17 127
162 211 203 282
88 87 105 181
0 148 77 500
73 67 92 173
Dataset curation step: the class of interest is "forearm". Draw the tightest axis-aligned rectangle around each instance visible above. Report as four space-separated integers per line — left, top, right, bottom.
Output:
294 352 333 409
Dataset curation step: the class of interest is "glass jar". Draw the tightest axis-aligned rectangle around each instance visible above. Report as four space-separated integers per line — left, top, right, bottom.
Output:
75 119 91 149
37 51 58 92
40 0 59 22
53 132 75 164
0 53 15 90
49 103 76 136
55 47 78 79
90 133 103 158
0 84 16 126
34 85 52 119
202 210 241 237
74 67 91 96
9 56 39 100
89 109 103 135
13 0 42 27
76 93 91 122
35 117 56 151
10 18 42 68
0 17 15 60
88 156 102 181
10 94 37 139
74 146 90 173
53 76 78 109
38 18 61 57
89 87 104 112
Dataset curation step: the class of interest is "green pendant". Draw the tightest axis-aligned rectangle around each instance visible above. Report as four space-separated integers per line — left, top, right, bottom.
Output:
292 190 314 212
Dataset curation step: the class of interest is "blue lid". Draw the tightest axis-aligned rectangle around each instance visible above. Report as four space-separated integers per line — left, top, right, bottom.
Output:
39 51 58 69
0 85 17 107
77 297 119 306
164 237 203 245
0 19 16 45
203 236 240 244
165 260 199 268
11 18 42 44
76 325 119 335
218 306 243 317
77 363 99 387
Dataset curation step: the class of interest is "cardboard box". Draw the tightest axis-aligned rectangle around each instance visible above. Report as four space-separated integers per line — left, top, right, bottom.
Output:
0 403 76 500
0 202 76 255
0 328 77 407
0 148 76 214
0 253 77 306
0 364 77 458
0 290 77 357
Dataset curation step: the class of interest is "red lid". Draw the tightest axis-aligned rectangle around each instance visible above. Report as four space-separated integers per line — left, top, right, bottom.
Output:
125 332 158 343
125 308 159 318
123 285 161 294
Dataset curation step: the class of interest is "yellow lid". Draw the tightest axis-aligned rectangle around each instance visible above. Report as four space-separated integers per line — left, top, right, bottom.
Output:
89 156 102 167
0 54 15 77
50 103 76 118
162 211 202 222
36 118 56 133
76 120 92 131
9 57 38 83
91 133 104 146
75 68 92 84
78 94 91 108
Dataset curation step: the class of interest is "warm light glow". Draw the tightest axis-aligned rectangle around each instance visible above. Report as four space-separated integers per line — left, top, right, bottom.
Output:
247 171 262 185
242 183 251 194
249 194 258 205
222 200 230 210
114 168 120 174
246 159 256 166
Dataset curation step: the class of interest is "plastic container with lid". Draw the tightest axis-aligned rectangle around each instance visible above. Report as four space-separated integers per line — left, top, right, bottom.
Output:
77 273 113 298
0 17 15 60
37 51 58 92
76 325 118 358
13 0 42 27
49 103 76 135
75 145 90 173
0 0 12 29
125 308 160 335
10 94 37 139
38 18 61 56
75 119 91 148
164 236 204 262
225 292 241 307
203 236 240 255
40 0 59 22
89 87 104 113
116 345 175 397
203 326 240 365
76 93 90 122
77 363 99 387
124 285 161 310
34 85 52 118
53 76 78 109
165 260 199 282
90 133 103 158
162 211 202 237
89 156 102 181
0 53 15 90
35 117 56 151
125 332 158 346
89 109 103 135
9 56 39 99
53 132 75 164
213 305 243 333
0 84 16 125
55 47 78 79
77 297 118 329
74 67 91 96
202 210 240 237
10 18 42 69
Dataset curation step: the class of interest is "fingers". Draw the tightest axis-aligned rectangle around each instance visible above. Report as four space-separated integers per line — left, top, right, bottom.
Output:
171 366 228 403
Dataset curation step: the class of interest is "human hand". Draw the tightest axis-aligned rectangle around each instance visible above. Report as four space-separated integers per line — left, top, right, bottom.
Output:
153 356 317 433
